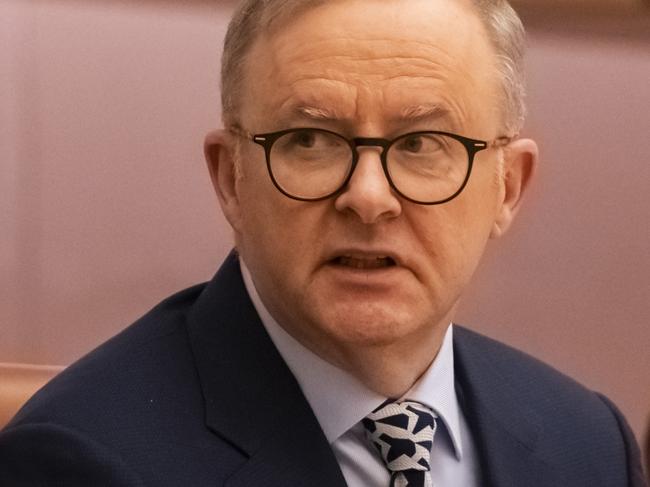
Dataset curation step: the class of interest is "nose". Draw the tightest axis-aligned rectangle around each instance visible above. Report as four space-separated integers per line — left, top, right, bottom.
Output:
334 149 402 224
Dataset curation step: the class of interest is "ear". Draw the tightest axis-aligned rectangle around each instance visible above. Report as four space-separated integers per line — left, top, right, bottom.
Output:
204 129 243 233
490 137 538 239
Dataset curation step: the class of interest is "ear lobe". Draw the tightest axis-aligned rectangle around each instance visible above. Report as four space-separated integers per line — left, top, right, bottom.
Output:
490 137 538 239
204 129 243 232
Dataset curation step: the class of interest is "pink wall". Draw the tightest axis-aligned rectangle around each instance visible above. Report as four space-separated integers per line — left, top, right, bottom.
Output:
1 0 649 445
2 0 233 363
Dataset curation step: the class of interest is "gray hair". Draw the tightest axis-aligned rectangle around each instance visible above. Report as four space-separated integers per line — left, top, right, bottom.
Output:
221 0 527 134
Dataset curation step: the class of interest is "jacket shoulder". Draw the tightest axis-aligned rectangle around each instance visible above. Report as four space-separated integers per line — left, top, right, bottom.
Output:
453 324 622 423
9 282 208 426
0 282 247 486
453 325 590 392
453 325 646 486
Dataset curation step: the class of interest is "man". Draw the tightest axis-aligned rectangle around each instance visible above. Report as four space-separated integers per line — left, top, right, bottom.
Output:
0 0 646 485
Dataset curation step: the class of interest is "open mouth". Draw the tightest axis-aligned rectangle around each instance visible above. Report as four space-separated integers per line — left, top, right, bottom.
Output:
331 256 397 269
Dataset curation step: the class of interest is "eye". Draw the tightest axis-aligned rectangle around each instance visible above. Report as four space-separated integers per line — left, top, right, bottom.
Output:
396 134 444 154
291 130 317 148
280 129 346 154
402 136 424 153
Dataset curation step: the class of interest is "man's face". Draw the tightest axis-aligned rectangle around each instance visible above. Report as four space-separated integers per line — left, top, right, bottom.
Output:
213 0 533 371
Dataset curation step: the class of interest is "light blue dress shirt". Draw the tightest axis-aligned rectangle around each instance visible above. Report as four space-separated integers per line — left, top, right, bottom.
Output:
241 261 480 486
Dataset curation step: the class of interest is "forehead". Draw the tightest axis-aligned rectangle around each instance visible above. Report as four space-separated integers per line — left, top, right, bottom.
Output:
241 0 499 133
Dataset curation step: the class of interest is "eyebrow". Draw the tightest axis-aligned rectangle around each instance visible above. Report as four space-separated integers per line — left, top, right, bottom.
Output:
397 103 452 122
392 103 462 133
293 105 342 121
283 103 458 129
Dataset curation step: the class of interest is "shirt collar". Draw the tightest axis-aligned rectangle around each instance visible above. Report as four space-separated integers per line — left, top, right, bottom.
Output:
240 260 464 459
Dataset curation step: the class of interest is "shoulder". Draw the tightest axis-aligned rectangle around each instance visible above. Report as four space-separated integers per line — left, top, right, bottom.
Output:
0 282 246 486
453 324 611 412
453 325 646 486
453 324 622 425
453 325 587 389
8 282 207 428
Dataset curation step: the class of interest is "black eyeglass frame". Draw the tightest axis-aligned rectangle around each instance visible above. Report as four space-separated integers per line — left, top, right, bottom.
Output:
233 127 511 205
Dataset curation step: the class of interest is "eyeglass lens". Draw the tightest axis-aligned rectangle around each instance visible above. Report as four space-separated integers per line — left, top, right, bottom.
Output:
268 128 470 203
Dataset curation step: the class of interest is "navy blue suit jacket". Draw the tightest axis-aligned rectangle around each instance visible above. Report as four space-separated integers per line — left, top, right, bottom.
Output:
1 253 646 486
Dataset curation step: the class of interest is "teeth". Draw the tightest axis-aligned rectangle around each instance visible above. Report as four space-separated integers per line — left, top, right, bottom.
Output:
338 256 394 269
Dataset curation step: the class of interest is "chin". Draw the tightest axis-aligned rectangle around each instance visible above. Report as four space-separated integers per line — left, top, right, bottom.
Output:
314 302 427 347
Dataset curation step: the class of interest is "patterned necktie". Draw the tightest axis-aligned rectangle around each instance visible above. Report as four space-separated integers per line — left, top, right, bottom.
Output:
362 400 437 487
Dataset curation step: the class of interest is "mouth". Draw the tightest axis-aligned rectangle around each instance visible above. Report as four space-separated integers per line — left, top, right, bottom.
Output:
330 255 397 270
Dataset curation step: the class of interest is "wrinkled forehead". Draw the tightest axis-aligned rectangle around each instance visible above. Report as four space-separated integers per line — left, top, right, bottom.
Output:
240 0 500 133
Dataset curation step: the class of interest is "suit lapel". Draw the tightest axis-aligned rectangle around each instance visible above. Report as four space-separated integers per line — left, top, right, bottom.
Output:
453 326 565 487
187 252 347 487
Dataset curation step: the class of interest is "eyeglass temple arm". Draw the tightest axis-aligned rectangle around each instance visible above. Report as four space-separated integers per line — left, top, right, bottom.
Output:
227 125 255 140
489 134 518 149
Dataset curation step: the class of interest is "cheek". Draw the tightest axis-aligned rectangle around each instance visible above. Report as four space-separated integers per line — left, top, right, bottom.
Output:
236 161 286 239
459 163 503 232
237 179 327 274
408 189 497 278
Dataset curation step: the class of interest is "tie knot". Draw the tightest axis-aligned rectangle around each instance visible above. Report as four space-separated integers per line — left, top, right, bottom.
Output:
363 400 437 476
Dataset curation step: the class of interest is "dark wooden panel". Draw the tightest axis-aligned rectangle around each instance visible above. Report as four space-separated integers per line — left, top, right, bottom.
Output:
0 363 65 427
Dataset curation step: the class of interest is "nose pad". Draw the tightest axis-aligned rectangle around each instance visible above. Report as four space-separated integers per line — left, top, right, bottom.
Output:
334 150 401 223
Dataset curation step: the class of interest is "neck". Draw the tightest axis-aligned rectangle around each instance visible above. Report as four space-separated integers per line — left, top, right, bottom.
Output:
317 322 451 398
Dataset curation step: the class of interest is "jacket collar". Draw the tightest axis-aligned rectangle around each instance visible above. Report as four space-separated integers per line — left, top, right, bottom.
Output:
186 252 347 487
453 326 565 487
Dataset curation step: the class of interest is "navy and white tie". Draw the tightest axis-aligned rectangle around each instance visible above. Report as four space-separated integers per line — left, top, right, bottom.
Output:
363 400 437 487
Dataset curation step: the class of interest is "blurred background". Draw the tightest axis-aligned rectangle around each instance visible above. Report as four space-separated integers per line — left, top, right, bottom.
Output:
1 0 649 463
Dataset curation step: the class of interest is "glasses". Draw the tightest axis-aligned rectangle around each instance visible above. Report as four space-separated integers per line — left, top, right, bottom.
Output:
233 127 510 205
